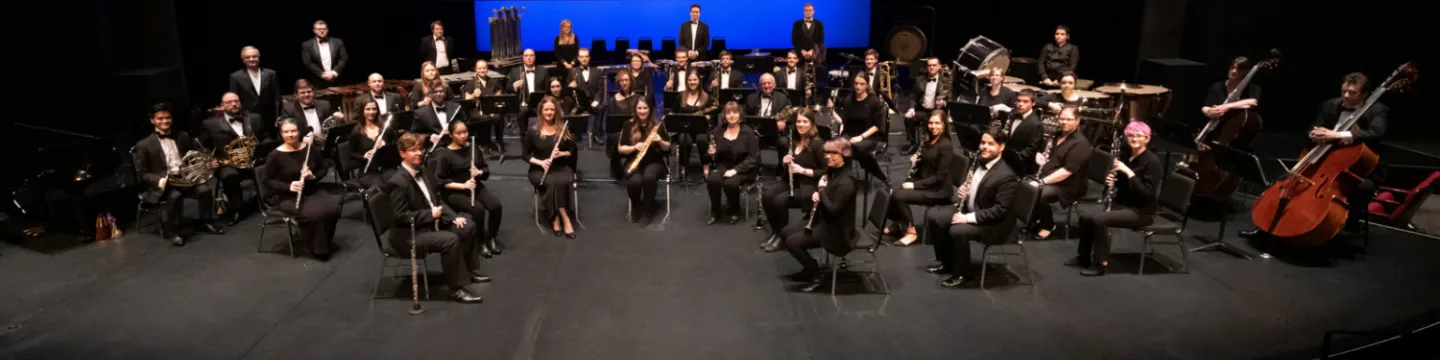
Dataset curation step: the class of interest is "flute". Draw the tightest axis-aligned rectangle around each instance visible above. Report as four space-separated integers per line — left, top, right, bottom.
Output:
295 135 314 210
362 114 393 173
470 136 478 206
540 119 570 185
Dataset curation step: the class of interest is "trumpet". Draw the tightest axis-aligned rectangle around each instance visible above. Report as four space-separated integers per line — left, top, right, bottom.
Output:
626 120 664 174
540 119 571 185
805 174 829 230
362 114 393 173
295 135 315 210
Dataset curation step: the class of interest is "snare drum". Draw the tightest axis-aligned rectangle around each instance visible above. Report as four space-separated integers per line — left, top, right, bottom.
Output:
953 36 1011 96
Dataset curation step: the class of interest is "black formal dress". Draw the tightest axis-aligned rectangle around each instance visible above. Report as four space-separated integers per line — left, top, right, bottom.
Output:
1077 149 1161 267
924 157 1018 272
782 162 857 274
763 137 826 236
461 76 507 147
345 122 399 190
1038 43 1078 85
261 144 341 258
836 94 890 183
135 131 216 237
1034 131 1093 232
628 68 655 100
523 126 578 222
889 134 955 226
301 37 349 89
620 120 671 220
383 164 480 291
674 93 717 172
554 35 580 68
428 145 502 241
197 112 262 216
229 68 281 139
706 125 760 218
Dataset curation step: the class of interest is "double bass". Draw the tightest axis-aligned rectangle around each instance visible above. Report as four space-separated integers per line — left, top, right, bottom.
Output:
1250 62 1417 248
1190 52 1279 204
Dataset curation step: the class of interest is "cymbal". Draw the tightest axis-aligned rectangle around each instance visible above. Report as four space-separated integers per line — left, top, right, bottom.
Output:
837 53 862 61
1102 82 1145 90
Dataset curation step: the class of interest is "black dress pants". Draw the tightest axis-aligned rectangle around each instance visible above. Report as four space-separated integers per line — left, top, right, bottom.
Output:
705 170 749 216
625 162 666 215
1076 207 1153 264
443 189 502 240
156 182 215 236
763 182 817 235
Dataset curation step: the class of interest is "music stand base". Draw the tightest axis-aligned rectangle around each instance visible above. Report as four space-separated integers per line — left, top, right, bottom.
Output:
1189 237 1259 260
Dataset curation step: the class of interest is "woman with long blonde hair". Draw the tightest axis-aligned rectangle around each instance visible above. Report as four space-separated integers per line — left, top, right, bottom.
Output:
554 19 579 70
409 61 455 108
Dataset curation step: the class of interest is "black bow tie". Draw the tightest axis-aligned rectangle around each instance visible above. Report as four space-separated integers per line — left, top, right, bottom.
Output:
229 117 242 123
155 132 172 139
302 105 315 110
435 105 446 112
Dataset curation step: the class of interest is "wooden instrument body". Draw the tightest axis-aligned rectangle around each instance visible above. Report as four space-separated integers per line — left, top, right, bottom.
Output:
1191 108 1263 202
1251 143 1378 248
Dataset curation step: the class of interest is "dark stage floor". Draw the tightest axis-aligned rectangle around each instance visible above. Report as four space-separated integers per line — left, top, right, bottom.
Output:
4 129 1439 360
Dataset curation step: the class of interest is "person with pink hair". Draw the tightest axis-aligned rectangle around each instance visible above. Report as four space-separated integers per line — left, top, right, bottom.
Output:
1069 121 1164 276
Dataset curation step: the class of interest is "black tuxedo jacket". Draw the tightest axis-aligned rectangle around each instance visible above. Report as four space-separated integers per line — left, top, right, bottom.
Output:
135 131 199 204
507 65 550 96
420 35 456 67
228 68 280 124
665 65 705 92
964 159 1019 244
745 91 791 117
1315 97 1388 145
678 21 710 56
281 99 336 134
910 74 948 111
776 66 808 92
566 66 605 101
412 101 465 135
383 166 459 232
711 67 744 90
359 91 403 115
197 113 261 159
791 19 825 58
1003 111 1045 175
301 37 349 78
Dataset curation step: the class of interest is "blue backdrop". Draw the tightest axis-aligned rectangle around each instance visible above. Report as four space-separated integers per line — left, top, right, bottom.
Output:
472 0 870 51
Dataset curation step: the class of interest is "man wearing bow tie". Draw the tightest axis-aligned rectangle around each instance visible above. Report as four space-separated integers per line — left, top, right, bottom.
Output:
359 73 402 116
282 79 342 140
421 20 458 75
777 50 808 93
198 93 261 226
791 3 825 66
509 49 548 136
135 103 225 247
228 46 279 140
301 20 349 90
413 83 467 149
678 4 709 60
904 58 947 152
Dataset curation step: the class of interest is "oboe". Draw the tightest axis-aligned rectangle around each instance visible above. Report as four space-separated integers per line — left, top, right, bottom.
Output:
362 114 393 173
408 220 424 315
470 136 478 206
295 136 314 210
805 174 828 230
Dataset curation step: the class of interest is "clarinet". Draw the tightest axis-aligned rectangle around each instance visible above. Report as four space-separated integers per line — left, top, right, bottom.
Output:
407 220 425 315
905 135 927 182
1101 89 1128 211
805 174 829 230
470 136 478 206
295 136 314 210
956 150 982 211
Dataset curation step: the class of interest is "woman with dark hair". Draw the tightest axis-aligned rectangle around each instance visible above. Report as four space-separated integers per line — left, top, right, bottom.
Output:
674 71 717 179
705 101 759 224
429 121 505 257
523 96 578 238
626 52 654 99
1042 72 1085 113
760 109 826 251
888 110 955 246
781 137 860 292
346 99 396 190
618 98 671 227
546 77 578 115
262 118 342 260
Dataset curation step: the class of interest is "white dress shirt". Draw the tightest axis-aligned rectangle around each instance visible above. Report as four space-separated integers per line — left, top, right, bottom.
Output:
961 156 1003 223
317 39 333 73
720 70 730 89
434 37 449 69
302 105 321 132
690 22 699 49
760 95 773 117
1012 110 1033 134
1338 109 1355 145
525 67 537 94
434 103 451 133
248 68 262 95
159 136 180 174
805 18 813 30
676 70 688 92
923 77 938 109
372 92 389 115
787 70 798 90
225 114 245 135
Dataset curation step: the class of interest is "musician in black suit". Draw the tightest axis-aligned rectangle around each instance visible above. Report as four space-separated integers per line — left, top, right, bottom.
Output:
791 3 824 65
229 46 280 140
1000 90 1046 175
463 59 507 151
567 49 605 113
904 58 946 152
1071 122 1163 276
746 74 792 117
197 92 261 225
358 73 402 116
384 132 487 304
281 79 341 138
509 49 549 105
678 4 710 60
420 21 458 75
710 51 744 91
1032 106 1092 239
776 51 808 93
300 20 349 89
412 83 466 149
781 137 858 292
135 104 224 247
923 130 1018 287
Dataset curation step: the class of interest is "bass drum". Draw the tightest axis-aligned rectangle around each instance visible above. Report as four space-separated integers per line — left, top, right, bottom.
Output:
885 25 927 65
954 36 1011 96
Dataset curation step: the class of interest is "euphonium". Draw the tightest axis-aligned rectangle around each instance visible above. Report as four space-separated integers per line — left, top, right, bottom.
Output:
626 120 663 174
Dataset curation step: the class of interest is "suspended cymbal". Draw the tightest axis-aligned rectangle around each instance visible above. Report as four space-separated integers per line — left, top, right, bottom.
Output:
837 53 862 61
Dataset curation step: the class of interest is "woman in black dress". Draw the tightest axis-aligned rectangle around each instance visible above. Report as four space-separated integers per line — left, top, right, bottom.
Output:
889 110 956 246
346 100 397 190
1041 72 1085 113
262 118 343 260
626 52 654 100
429 121 504 257
674 72 717 179
523 96 579 238
828 71 889 183
705 101 759 224
760 108 826 251
608 71 640 117
1071 121 1162 276
546 77 578 115
618 98 671 226
554 19 580 71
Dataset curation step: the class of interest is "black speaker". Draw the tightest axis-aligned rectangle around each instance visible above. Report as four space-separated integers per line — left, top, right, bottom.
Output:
1137 58 1208 140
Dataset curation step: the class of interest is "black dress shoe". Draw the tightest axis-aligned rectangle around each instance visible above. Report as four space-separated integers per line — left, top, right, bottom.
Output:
729 214 741 224
450 289 484 303
799 277 825 292
1080 265 1107 277
565 231 576 239
491 238 506 253
168 235 186 247
227 213 243 227
552 228 562 237
478 245 494 259
202 223 225 235
471 274 493 283
941 275 968 288
485 239 502 256
925 264 952 274
638 213 652 228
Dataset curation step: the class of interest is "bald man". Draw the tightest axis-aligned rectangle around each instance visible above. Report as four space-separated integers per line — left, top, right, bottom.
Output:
228 46 280 139
198 92 263 225
359 73 402 115
508 49 549 100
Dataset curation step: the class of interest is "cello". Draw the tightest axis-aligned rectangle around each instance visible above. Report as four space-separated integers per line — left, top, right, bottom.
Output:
1251 63 1418 248
1190 52 1279 204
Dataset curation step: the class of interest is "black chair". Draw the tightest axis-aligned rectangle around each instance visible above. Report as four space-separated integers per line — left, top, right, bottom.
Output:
979 178 1042 289
129 146 216 236
252 163 298 256
1055 148 1103 238
660 37 676 56
1128 167 1196 275
711 37 726 58
918 151 968 245
825 184 892 296
362 188 430 299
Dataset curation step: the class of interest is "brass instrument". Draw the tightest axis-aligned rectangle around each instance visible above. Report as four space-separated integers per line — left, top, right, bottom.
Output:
626 119 664 174
539 119 571 184
1101 89 1128 211
804 61 817 107
223 136 259 169
876 61 894 104
936 63 953 107
805 174 829 230
295 137 314 210
166 150 216 187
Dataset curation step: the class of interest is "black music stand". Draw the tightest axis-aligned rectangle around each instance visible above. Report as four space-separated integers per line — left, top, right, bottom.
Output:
666 114 709 185
479 95 519 159
735 56 774 74
1190 143 1268 260
779 89 804 105
719 88 755 106
524 92 548 109
563 114 591 143
569 86 594 114
662 91 681 112
745 116 780 148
